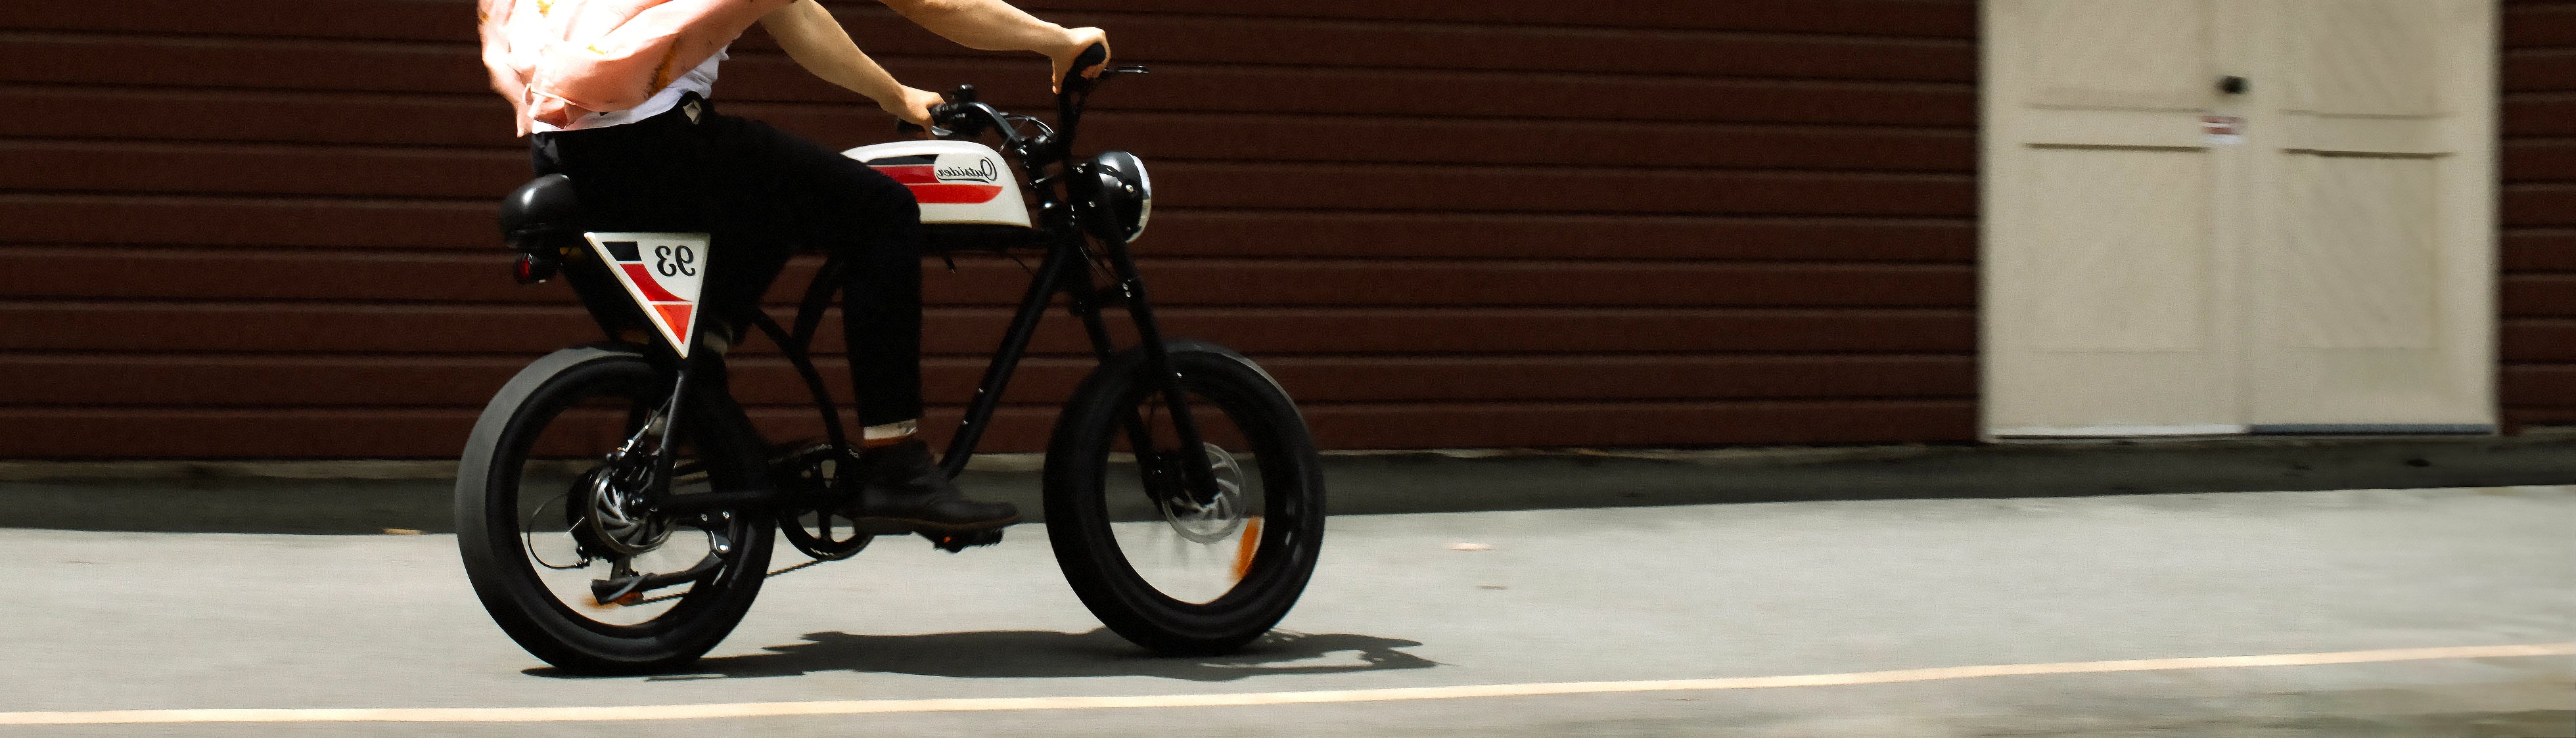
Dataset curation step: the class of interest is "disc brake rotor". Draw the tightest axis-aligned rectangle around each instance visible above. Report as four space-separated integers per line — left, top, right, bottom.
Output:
578 463 670 556
1163 442 1248 543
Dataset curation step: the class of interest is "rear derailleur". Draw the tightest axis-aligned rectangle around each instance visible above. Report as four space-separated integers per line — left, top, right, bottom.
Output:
569 461 734 606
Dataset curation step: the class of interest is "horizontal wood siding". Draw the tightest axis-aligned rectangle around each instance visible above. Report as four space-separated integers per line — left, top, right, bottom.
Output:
2507 0 2576 429
0 0 1977 457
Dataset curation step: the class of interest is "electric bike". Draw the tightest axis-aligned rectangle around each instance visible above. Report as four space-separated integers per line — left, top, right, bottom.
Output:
453 47 1326 674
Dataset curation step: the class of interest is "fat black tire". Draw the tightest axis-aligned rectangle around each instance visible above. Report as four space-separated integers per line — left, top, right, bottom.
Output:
1044 340 1326 655
455 346 774 674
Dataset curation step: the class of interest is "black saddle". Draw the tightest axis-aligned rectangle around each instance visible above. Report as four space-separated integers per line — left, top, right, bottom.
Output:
499 173 584 248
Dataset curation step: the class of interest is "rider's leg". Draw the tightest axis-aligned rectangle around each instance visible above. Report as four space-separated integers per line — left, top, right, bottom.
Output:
833 166 928 440
680 352 777 494
532 105 784 494
830 169 1021 533
685 217 791 492
705 114 1017 533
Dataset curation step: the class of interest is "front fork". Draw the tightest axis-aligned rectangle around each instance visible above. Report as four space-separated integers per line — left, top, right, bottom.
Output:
935 237 1221 506
1089 243 1224 507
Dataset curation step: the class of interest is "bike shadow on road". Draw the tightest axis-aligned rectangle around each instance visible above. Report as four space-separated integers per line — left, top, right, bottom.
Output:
530 629 1436 681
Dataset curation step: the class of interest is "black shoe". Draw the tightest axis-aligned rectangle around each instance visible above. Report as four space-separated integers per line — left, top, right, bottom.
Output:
839 439 1019 534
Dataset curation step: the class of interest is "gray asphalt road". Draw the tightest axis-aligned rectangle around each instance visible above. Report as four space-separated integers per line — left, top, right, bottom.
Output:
2 487 2570 737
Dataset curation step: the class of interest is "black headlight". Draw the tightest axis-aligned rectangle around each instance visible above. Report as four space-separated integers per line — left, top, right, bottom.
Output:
1073 150 1151 244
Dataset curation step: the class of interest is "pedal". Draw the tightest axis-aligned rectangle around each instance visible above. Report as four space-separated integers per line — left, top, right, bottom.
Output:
589 575 647 607
925 528 1003 553
587 551 724 605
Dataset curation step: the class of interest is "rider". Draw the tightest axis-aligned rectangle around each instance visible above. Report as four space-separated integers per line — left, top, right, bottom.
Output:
477 0 1105 534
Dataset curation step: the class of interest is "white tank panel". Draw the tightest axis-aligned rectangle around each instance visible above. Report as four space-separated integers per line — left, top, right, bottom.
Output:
842 141 1032 229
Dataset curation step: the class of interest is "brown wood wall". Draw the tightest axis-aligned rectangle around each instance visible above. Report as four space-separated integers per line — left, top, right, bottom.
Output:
2506 0 2576 430
0 0 1979 458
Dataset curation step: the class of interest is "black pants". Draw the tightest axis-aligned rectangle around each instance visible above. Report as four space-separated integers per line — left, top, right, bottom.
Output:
532 95 926 427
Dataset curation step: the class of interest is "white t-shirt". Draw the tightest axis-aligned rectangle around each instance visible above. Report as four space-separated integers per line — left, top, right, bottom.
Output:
529 48 727 133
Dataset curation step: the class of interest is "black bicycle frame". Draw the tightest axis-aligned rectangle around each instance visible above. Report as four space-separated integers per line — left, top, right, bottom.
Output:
908 70 1218 492
615 64 1217 515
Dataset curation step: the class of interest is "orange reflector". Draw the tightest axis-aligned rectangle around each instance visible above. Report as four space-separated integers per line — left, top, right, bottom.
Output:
1231 517 1262 582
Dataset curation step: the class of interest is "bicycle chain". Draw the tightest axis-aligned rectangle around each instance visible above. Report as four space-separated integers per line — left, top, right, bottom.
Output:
624 526 996 605
628 555 834 606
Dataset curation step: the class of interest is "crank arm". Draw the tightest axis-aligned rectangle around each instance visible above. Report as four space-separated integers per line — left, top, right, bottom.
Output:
589 551 724 605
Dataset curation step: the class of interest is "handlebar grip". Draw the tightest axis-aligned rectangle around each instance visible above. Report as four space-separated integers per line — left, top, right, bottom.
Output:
1061 43 1108 91
901 102 963 138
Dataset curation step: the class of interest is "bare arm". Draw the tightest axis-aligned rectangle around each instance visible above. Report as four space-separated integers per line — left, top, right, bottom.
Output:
877 0 1108 90
761 0 943 125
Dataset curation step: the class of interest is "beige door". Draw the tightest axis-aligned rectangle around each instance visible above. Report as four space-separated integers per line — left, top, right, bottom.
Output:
1983 0 2495 438
2239 0 2496 433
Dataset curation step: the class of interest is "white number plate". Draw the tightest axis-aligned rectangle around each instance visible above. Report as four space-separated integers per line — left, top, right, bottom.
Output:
584 232 712 357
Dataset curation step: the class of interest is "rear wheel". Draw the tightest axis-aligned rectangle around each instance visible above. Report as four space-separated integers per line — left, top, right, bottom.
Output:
455 347 774 674
1045 340 1326 655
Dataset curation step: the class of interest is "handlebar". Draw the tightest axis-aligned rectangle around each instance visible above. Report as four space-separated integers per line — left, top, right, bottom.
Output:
890 83 1000 139
888 44 1146 161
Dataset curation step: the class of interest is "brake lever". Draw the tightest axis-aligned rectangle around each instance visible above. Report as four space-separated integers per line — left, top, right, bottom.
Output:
1061 65 1145 98
893 121 952 138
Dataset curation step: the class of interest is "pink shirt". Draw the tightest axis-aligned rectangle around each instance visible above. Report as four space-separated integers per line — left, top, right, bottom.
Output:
478 0 796 135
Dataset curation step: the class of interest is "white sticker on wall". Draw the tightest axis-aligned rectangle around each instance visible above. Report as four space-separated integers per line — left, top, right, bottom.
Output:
2201 115 2245 145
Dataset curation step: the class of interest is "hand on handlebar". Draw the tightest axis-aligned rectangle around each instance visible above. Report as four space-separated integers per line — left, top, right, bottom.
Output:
1049 29 1111 93
881 85 945 129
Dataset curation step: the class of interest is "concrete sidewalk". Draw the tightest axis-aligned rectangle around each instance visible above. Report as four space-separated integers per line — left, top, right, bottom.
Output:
3 488 2570 736
5 434 2576 534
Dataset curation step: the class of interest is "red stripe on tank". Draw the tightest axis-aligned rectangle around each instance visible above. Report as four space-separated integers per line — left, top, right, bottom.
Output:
908 183 1005 204
871 165 938 185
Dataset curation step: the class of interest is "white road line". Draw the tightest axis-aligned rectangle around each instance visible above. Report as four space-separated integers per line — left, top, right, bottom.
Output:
1 641 2567 726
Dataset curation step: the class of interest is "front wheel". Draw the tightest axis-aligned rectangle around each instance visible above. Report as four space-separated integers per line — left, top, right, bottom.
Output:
1045 340 1326 655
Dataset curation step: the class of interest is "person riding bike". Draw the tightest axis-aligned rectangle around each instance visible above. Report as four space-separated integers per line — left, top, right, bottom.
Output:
476 0 1105 536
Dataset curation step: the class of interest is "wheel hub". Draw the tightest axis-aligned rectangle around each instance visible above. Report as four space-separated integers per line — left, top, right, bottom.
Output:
1162 442 1248 543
